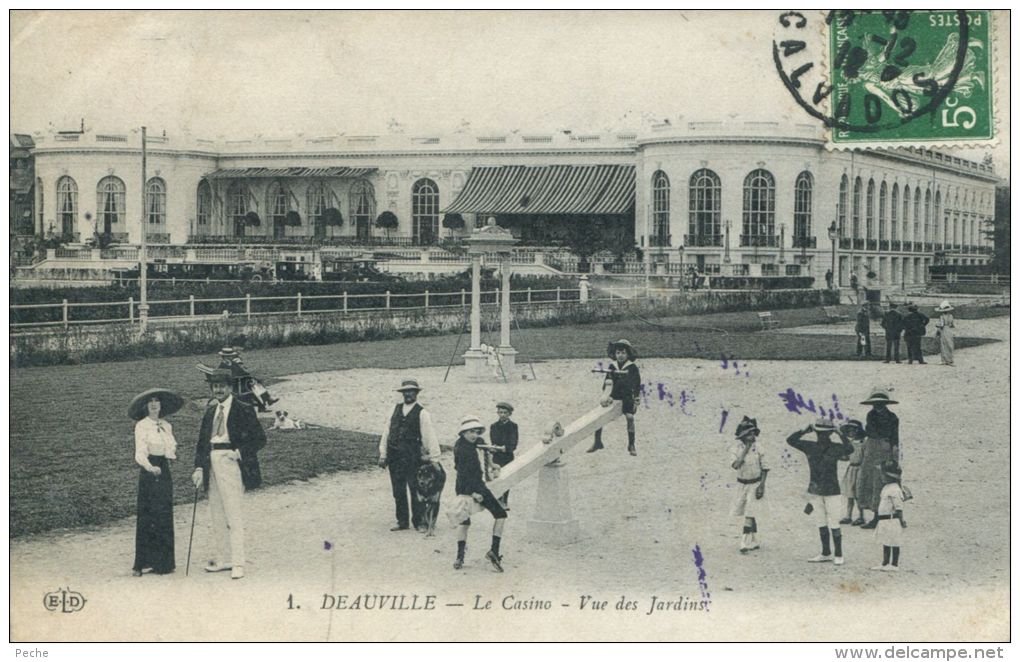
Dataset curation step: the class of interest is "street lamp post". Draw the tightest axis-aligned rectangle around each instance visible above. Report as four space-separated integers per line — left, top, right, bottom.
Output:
677 244 685 291
828 221 838 291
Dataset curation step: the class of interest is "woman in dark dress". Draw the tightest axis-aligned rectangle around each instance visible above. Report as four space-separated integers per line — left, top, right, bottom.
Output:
129 389 184 576
855 388 900 529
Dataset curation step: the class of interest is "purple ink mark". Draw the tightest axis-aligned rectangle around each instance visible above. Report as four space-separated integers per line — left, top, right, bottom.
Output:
324 541 333 551
719 409 729 433
692 544 711 609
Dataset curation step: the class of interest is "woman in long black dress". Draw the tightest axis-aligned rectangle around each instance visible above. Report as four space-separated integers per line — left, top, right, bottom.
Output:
129 389 184 576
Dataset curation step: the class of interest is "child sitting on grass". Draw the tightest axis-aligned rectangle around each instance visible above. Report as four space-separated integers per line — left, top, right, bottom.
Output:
453 416 507 572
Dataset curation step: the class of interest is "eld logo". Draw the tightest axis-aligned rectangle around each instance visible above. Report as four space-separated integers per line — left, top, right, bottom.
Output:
43 588 86 613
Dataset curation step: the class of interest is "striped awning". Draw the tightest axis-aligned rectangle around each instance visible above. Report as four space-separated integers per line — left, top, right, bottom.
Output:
443 165 635 215
203 166 376 179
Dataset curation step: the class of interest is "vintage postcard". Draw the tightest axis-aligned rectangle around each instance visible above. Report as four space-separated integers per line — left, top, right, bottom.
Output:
8 10 1011 648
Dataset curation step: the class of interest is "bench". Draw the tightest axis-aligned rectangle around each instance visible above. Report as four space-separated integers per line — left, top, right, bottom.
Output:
822 306 850 323
757 311 779 330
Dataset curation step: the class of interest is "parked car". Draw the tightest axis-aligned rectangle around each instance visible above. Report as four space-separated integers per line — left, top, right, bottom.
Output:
321 255 404 283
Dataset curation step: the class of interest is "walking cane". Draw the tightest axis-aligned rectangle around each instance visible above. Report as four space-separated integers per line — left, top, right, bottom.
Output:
185 486 199 576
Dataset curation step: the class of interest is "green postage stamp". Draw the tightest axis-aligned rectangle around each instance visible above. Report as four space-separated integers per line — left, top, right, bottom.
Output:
828 10 994 145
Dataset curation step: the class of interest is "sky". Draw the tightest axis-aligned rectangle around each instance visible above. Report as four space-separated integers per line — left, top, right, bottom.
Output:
9 10 1009 171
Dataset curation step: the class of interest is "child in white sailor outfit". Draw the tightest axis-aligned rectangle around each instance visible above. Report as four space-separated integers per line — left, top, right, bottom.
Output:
729 416 769 553
872 460 908 571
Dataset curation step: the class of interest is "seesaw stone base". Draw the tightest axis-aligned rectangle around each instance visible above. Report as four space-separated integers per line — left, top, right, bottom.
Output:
526 460 581 545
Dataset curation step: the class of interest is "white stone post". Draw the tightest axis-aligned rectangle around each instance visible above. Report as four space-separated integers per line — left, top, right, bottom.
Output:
579 275 590 303
526 460 581 545
463 252 487 379
497 254 517 374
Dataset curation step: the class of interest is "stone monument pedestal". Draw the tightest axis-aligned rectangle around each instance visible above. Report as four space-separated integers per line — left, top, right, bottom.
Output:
463 348 489 381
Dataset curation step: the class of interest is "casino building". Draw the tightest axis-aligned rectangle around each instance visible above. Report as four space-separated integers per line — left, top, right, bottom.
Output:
28 120 997 286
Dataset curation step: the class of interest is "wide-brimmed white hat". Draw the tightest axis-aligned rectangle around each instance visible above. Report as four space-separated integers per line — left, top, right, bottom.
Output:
458 416 485 435
936 300 954 313
860 387 898 406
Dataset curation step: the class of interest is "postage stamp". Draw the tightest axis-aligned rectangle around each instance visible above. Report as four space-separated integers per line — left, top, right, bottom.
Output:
774 10 996 148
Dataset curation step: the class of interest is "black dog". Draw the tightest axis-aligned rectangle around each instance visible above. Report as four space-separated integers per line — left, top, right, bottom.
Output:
415 462 447 537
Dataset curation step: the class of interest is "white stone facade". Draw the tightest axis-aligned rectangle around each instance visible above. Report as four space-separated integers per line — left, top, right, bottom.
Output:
31 122 997 287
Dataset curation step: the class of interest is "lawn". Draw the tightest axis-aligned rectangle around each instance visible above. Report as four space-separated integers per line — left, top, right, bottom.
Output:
10 303 1002 537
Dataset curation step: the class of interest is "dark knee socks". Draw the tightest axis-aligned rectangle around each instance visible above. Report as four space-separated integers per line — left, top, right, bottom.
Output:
750 519 757 533
743 525 752 535
891 546 900 566
832 529 842 557
819 527 831 556
491 536 501 557
456 540 466 560
882 545 891 566
626 419 636 448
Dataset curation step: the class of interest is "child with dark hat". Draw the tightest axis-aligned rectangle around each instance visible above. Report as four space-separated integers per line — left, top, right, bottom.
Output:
489 402 518 508
729 416 769 553
453 415 508 572
587 338 641 456
872 460 908 571
838 419 867 526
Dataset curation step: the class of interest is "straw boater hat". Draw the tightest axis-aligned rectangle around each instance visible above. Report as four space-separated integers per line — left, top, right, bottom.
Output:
734 416 759 439
218 347 240 360
496 401 514 413
458 416 485 435
395 379 422 392
128 388 184 421
811 416 837 432
839 419 866 439
936 300 955 313
607 338 637 361
204 367 233 384
860 387 898 406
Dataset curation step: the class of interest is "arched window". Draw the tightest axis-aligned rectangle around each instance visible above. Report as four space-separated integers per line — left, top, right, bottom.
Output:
57 176 78 236
913 186 921 242
651 170 670 246
902 186 911 244
267 181 291 238
196 181 212 229
227 181 249 237
865 179 875 241
412 178 439 245
742 169 775 245
350 179 375 242
793 171 812 243
923 189 932 243
852 176 862 239
934 190 942 245
953 193 961 247
307 182 329 236
97 176 126 230
146 177 166 226
878 181 888 241
890 183 899 241
838 174 848 235
688 169 721 246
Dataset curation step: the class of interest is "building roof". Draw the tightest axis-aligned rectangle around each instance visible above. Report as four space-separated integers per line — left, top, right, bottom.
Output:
10 133 35 157
202 166 376 179
444 165 635 215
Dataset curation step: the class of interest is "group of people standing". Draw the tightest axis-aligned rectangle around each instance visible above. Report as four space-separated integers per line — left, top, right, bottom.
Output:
729 389 908 571
856 301 957 366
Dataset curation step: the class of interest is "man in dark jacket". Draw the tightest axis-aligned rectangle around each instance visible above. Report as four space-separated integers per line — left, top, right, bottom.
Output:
901 304 930 364
855 305 872 358
881 304 904 363
191 368 268 580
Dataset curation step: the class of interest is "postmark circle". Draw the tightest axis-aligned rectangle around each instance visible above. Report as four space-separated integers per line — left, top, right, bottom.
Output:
774 10 971 135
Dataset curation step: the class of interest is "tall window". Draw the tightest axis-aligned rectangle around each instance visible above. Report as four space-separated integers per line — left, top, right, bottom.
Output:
412 178 439 245
146 177 166 226
227 182 249 236
651 170 670 245
890 183 899 241
742 169 775 241
934 190 942 244
689 169 721 245
793 171 812 240
57 176 78 236
97 176 126 229
923 189 932 242
37 177 44 233
267 181 291 238
918 185 926 242
350 179 375 242
865 179 875 240
307 182 328 235
902 186 911 243
852 176 862 239
838 174 848 234
878 181 887 241
197 181 211 229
